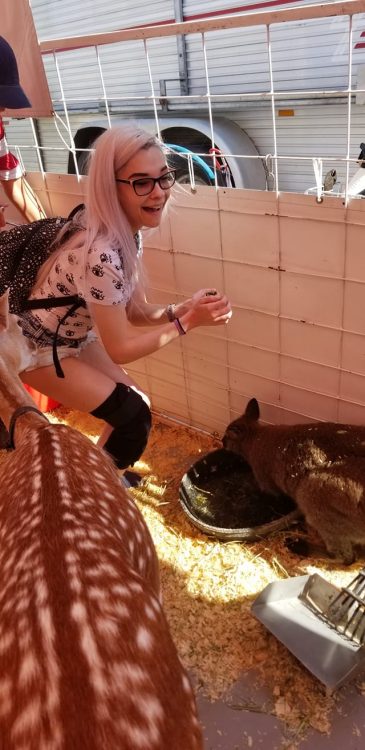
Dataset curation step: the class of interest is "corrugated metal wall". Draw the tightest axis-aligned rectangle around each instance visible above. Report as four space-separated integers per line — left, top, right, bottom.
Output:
31 0 179 113
9 1 365 192
6 100 365 193
183 15 363 97
30 0 175 37
40 38 181 113
228 102 365 192
30 1 365 106
183 0 337 16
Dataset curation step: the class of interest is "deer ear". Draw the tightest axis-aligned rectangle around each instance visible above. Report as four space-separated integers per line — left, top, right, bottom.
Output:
245 398 260 422
0 291 10 333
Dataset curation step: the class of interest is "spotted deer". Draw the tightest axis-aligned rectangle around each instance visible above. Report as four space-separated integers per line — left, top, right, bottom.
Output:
0 292 203 750
223 398 365 564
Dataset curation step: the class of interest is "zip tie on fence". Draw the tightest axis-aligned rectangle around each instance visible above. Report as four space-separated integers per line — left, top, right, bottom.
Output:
53 112 75 150
265 154 275 191
53 52 80 179
312 157 323 203
53 112 86 177
187 153 196 192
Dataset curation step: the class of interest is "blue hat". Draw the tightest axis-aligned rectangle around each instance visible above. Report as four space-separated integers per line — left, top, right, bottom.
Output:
0 36 31 109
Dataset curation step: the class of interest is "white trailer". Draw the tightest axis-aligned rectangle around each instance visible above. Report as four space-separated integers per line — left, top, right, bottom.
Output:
6 0 365 194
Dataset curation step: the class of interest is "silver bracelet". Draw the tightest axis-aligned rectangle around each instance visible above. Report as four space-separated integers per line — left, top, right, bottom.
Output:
166 303 176 322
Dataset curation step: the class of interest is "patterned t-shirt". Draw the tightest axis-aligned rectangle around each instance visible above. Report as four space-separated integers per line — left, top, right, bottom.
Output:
0 117 23 180
20 231 142 348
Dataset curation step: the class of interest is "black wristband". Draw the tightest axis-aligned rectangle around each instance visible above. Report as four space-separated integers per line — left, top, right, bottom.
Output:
174 318 186 335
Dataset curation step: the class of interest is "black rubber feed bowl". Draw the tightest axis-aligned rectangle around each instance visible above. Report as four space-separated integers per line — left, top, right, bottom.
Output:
179 449 300 542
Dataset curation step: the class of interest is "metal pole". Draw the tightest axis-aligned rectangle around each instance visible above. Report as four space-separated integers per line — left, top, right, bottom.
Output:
173 0 189 96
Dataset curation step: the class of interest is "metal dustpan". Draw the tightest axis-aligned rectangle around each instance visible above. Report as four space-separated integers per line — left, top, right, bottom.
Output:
251 569 365 691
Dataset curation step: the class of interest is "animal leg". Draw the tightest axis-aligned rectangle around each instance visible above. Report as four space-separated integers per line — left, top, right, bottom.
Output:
295 483 357 564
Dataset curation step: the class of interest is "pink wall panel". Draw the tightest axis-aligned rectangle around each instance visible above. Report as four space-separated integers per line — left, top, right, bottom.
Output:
22 174 365 433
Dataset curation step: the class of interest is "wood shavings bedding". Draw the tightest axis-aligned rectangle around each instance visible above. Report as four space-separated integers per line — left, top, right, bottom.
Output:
2 406 364 744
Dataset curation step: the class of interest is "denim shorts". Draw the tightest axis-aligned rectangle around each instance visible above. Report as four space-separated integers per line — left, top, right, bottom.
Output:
23 331 98 372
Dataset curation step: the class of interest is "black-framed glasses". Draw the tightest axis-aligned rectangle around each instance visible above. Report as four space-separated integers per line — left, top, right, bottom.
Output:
116 169 176 196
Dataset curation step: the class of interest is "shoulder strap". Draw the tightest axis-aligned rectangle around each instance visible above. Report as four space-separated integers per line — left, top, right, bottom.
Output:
67 203 85 220
52 299 86 378
24 295 85 311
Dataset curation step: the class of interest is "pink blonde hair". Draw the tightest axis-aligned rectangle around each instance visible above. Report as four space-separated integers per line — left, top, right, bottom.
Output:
58 124 161 287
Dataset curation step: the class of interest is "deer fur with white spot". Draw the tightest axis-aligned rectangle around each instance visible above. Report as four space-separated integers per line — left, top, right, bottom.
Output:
223 398 365 564
0 292 202 750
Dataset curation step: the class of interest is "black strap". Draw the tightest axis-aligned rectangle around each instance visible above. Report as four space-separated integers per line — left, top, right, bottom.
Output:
8 405 49 450
23 295 87 378
52 299 85 378
22 294 87 378
23 294 85 311
67 203 84 220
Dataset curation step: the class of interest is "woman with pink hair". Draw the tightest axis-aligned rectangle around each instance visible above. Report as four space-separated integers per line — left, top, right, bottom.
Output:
15 124 232 478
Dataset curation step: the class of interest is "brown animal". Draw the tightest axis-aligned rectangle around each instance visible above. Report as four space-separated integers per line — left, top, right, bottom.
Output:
0 292 202 750
222 398 365 564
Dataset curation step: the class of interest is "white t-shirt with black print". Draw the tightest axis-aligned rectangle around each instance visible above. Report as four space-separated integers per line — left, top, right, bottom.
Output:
20 232 142 348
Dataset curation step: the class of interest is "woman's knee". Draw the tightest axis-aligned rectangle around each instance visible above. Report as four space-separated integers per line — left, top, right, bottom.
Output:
91 383 152 469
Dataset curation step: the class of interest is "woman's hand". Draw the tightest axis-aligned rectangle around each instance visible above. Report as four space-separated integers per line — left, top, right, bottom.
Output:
175 288 230 320
180 288 232 331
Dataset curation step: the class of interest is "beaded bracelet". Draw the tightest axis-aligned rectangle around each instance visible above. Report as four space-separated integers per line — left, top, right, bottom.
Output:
165 303 176 322
174 318 186 336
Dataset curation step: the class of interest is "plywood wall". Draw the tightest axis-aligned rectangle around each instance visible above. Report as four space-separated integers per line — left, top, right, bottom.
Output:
12 174 365 435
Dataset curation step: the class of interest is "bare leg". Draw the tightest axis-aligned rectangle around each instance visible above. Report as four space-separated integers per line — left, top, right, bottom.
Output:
2 177 46 223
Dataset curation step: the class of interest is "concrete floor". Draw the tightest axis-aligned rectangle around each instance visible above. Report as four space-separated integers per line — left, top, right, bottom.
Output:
197 668 365 749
